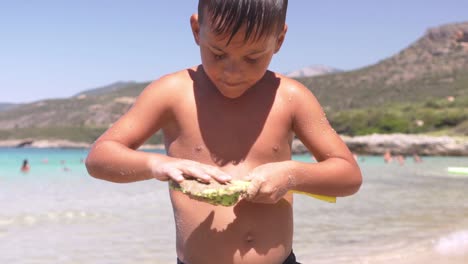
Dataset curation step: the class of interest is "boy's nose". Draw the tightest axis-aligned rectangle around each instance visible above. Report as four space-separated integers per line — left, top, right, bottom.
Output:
223 60 243 77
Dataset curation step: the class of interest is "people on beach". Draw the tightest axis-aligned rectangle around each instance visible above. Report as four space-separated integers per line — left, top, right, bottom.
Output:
85 1 362 263
396 155 405 166
413 153 422 163
21 159 30 173
384 150 393 163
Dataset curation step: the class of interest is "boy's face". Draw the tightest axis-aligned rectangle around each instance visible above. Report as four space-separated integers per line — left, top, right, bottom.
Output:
191 14 286 99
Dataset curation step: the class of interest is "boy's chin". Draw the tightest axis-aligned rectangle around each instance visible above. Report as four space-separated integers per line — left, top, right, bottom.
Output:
216 84 252 99
217 89 248 99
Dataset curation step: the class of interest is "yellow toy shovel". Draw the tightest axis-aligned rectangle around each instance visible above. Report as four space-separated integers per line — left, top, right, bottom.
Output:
291 190 336 203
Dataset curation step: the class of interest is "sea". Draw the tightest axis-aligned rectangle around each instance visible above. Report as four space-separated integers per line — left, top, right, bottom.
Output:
0 147 467 264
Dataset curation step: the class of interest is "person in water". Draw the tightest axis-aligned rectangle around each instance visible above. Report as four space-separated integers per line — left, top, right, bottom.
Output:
384 150 393 163
21 159 30 173
85 1 362 263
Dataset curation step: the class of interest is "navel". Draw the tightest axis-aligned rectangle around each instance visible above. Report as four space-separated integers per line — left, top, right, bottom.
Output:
245 232 255 243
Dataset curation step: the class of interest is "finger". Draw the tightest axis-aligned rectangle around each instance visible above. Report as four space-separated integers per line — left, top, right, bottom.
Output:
244 172 254 181
203 166 231 183
245 178 261 200
166 168 185 182
181 166 211 182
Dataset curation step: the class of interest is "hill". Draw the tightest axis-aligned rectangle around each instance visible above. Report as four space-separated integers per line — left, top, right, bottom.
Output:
74 81 137 97
0 81 153 143
0 82 149 129
286 65 342 78
297 22 468 111
0 103 19 112
0 21 467 142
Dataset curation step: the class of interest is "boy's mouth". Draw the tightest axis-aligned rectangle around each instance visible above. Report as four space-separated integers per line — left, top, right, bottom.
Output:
222 80 244 87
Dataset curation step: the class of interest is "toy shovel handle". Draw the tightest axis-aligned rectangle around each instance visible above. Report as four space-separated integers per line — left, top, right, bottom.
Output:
291 190 336 203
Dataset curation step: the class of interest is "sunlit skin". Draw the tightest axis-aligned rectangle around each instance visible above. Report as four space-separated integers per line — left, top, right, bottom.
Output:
85 11 362 264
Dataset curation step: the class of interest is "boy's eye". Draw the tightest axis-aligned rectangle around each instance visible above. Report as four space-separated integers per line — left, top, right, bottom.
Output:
213 53 225 60
244 57 259 64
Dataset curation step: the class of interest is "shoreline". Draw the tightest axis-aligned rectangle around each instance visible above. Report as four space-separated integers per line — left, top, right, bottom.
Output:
1 133 467 156
0 139 165 151
293 133 468 156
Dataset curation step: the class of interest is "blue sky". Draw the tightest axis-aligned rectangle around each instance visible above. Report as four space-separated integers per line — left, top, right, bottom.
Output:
1 0 467 103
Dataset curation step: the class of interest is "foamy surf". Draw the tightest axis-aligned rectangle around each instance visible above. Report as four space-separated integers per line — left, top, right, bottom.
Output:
435 230 468 256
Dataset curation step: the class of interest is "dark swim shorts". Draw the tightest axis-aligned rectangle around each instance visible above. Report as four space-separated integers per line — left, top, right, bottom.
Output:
177 250 301 264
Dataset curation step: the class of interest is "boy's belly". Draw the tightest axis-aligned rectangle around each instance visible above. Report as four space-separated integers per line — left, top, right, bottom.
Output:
170 189 294 264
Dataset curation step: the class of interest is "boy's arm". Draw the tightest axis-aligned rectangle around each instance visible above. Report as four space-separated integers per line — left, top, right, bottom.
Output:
85 75 230 183
246 80 361 203
286 80 362 197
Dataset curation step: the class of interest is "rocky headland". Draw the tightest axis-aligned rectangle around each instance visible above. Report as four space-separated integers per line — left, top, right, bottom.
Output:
292 134 468 156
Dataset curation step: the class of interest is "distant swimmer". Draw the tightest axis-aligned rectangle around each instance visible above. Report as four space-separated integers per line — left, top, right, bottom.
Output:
396 155 405 166
21 159 30 173
413 153 422 163
383 150 393 163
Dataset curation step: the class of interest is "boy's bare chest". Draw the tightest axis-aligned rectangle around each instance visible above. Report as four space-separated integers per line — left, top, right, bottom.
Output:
164 95 293 166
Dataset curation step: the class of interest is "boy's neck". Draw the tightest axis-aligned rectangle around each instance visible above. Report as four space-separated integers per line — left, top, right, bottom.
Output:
195 65 273 101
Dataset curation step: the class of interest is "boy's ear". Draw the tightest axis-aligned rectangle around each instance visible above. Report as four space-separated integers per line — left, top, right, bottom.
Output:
274 24 288 53
190 14 201 46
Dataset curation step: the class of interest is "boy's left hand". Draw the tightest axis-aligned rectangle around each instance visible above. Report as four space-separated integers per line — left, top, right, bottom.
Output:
245 162 295 204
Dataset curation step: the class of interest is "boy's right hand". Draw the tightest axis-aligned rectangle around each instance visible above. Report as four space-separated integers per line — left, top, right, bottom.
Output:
148 157 231 183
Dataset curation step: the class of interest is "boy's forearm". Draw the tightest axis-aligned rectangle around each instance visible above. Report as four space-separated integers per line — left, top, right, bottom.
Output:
287 158 362 197
85 140 167 183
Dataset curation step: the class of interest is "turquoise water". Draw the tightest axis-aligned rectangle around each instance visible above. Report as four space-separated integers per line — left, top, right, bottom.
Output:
1 148 468 263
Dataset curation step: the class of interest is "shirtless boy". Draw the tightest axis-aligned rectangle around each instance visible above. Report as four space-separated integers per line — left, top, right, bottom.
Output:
85 1 362 263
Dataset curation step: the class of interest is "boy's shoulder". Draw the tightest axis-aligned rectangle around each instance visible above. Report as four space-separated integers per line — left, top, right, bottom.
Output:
271 71 313 96
150 67 196 91
142 67 200 101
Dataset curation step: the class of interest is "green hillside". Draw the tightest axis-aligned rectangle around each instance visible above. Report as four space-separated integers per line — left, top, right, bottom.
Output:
74 81 138 97
297 22 468 135
297 22 468 110
0 22 467 143
0 103 19 112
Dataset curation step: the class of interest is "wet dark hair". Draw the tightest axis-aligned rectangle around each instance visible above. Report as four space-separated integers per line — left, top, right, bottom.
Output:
198 0 288 45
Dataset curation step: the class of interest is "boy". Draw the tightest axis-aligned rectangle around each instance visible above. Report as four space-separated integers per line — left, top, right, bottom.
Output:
85 0 362 263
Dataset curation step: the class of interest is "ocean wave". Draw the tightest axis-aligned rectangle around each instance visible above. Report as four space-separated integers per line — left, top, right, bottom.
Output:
435 230 468 256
